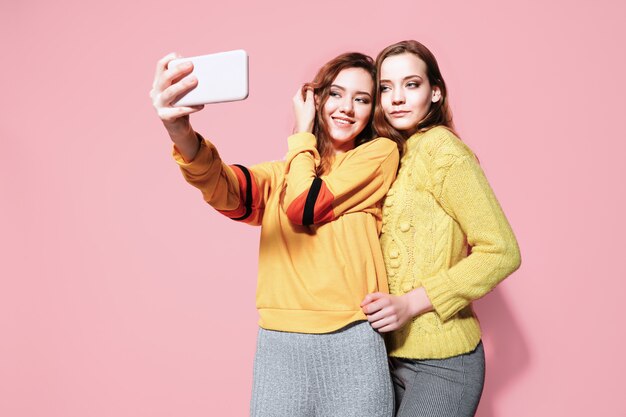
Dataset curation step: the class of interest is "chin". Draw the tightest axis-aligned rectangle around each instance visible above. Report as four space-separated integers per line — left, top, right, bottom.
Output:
329 130 356 143
390 120 417 132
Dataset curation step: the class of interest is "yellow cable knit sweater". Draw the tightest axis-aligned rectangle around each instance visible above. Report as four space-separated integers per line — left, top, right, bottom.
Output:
381 126 521 359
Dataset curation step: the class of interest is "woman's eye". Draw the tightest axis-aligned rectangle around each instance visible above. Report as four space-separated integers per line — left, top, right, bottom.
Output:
329 91 341 98
380 85 391 92
406 82 420 88
355 97 370 104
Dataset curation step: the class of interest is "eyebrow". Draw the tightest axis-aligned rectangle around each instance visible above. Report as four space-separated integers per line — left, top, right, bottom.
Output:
379 75 424 83
330 84 373 98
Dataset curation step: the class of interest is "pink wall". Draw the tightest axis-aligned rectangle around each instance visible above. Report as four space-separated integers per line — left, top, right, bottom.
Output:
1 0 624 416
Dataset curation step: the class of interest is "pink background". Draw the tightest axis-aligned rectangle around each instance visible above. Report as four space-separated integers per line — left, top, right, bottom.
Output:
1 0 625 416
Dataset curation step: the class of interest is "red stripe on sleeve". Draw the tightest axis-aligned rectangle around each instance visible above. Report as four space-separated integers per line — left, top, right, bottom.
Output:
285 180 336 225
285 191 307 224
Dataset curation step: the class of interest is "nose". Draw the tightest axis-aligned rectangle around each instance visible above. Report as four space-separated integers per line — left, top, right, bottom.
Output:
391 89 405 106
339 97 354 115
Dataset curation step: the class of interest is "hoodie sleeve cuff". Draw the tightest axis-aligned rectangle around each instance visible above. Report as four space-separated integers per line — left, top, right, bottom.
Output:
172 133 214 174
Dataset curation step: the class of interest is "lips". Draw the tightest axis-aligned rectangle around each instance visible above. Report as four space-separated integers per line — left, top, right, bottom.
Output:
390 110 410 118
332 116 355 126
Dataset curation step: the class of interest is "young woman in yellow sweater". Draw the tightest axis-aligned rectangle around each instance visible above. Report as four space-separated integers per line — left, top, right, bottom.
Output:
360 40 521 417
151 52 398 416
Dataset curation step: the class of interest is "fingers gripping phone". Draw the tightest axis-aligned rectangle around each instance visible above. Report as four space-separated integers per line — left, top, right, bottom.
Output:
168 49 249 106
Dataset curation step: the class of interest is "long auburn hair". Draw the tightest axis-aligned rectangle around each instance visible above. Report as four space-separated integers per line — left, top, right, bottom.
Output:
374 40 455 148
303 52 376 175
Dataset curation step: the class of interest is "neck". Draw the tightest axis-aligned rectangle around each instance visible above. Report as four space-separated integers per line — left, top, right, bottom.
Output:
403 126 419 138
330 138 356 154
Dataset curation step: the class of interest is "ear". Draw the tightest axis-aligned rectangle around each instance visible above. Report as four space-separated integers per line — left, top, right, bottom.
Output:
431 86 442 103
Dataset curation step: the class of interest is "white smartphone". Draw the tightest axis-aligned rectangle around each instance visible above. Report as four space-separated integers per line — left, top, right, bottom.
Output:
167 49 249 106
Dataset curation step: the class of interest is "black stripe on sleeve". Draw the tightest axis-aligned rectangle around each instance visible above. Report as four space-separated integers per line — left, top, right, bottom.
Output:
302 177 323 226
232 164 253 221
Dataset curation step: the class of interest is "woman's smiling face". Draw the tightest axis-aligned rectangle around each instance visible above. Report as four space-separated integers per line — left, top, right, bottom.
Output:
321 67 374 153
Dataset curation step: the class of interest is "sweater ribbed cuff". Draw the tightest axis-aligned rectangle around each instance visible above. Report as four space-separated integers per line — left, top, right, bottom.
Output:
421 270 468 323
